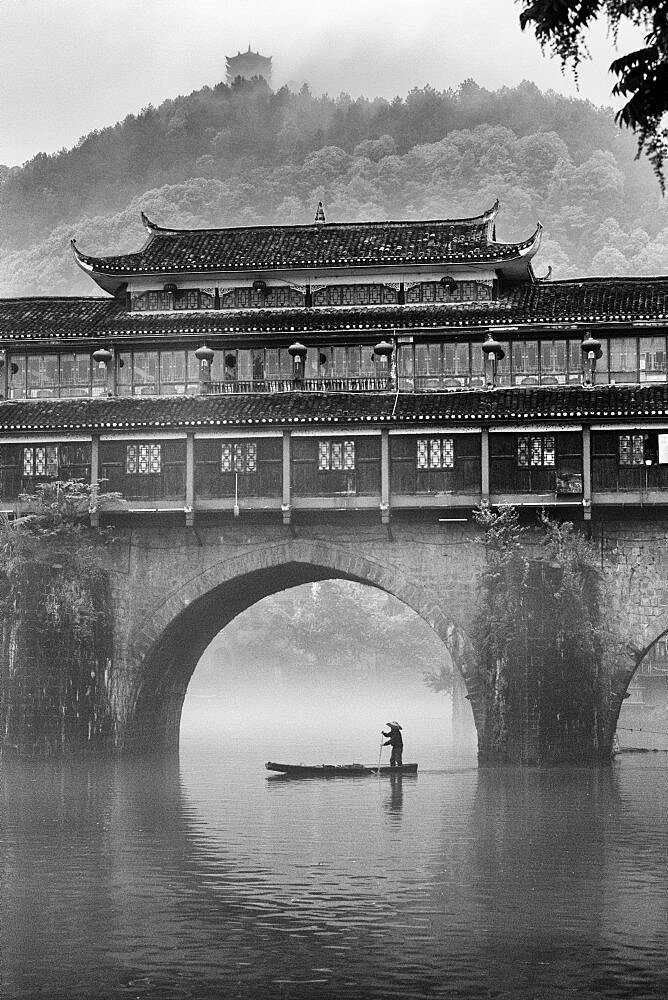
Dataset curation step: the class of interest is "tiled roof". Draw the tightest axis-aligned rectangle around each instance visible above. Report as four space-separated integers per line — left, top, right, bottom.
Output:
2 384 668 433
73 205 539 275
506 277 668 323
1 276 668 345
0 298 120 341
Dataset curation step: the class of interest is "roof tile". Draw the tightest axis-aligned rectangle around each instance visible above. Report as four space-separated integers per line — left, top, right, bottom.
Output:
0 384 667 432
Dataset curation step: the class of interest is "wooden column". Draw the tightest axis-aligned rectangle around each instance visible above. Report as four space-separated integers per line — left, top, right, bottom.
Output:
185 433 195 527
109 349 118 396
481 428 490 504
90 434 100 528
281 430 291 525
582 425 592 522
1 352 8 399
380 429 390 525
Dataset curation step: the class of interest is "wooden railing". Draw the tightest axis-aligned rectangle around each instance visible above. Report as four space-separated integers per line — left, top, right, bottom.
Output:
205 377 392 394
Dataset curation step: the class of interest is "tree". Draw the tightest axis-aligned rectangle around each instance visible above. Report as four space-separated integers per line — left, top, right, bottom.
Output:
519 2 668 188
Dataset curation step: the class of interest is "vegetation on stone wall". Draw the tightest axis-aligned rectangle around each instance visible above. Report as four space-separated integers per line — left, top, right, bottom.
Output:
0 482 114 756
1 78 667 295
472 506 608 762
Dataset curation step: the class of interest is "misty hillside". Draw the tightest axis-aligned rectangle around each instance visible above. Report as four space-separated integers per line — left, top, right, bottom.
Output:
1 77 668 296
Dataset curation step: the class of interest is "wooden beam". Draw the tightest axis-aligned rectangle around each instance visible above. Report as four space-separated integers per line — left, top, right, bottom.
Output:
380 429 390 524
90 434 100 528
481 428 490 504
582 426 592 521
282 431 291 525
185 433 195 527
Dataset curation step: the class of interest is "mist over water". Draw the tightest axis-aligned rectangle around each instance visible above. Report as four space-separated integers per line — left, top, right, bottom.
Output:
0 582 665 997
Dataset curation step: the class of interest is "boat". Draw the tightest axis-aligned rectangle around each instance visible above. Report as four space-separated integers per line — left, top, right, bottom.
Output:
265 761 418 777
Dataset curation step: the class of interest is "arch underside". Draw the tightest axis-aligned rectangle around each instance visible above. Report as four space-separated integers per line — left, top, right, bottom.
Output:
125 543 479 753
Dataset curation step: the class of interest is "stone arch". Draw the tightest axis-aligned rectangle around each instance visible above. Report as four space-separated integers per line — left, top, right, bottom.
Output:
606 615 668 737
123 539 481 752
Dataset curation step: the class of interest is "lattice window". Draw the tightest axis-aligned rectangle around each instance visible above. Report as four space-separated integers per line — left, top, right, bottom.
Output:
23 445 58 478
318 440 355 471
517 435 556 468
530 437 543 466
220 441 257 473
543 436 555 467
175 290 200 310
619 434 644 466
126 443 161 474
417 438 454 470
318 441 330 471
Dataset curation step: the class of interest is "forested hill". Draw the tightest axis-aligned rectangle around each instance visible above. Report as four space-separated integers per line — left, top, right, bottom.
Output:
1 77 668 296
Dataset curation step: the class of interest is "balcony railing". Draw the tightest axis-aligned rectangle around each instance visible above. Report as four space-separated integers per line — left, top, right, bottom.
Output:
205 377 392 394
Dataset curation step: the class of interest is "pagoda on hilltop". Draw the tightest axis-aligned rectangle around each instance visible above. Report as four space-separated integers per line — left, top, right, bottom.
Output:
226 46 272 86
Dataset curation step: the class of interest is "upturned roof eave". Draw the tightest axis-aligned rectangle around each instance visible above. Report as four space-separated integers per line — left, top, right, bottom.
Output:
73 246 539 280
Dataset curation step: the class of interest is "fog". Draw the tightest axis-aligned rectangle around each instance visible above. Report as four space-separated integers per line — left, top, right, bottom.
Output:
0 0 644 166
180 580 477 762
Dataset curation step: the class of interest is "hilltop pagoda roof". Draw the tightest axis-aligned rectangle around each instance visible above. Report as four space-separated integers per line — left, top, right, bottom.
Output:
2 277 668 343
71 202 542 293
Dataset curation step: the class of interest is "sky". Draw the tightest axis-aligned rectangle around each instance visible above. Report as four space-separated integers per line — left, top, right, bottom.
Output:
0 0 644 168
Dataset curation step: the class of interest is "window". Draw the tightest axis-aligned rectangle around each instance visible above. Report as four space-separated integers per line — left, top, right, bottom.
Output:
512 341 539 383
175 290 200 310
517 435 555 468
133 290 173 311
610 338 637 383
126 443 161 474
619 434 644 466
417 438 454 470
23 445 58 478
221 442 257 473
318 440 355 471
639 337 666 382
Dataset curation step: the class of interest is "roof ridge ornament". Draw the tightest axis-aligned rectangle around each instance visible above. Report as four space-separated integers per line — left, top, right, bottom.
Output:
314 201 326 225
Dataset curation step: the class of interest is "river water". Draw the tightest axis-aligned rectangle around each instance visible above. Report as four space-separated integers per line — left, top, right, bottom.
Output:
0 712 666 1000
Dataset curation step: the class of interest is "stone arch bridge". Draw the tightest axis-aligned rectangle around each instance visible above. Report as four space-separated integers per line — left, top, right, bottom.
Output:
81 510 668 765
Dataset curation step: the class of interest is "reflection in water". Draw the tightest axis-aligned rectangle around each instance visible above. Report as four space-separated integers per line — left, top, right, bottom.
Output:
0 733 666 999
384 772 406 818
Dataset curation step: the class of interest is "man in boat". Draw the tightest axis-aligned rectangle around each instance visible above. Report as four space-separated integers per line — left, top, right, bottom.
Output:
381 722 403 767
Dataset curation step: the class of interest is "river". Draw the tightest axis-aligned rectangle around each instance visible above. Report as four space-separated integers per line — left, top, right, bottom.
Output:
0 711 666 999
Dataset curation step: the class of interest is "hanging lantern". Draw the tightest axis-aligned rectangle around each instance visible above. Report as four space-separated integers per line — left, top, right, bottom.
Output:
581 335 603 360
287 341 307 361
373 339 393 358
195 344 215 364
92 347 113 369
481 334 505 364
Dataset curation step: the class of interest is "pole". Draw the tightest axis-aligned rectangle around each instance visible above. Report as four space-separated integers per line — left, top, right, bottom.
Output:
377 735 383 777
